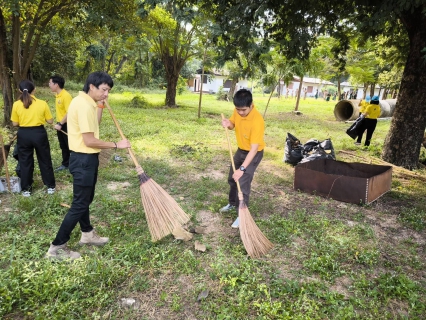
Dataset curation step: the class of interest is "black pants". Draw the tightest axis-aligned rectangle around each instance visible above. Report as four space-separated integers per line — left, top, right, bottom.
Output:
52 152 99 245
17 126 55 191
227 148 264 207
57 123 70 167
356 118 377 146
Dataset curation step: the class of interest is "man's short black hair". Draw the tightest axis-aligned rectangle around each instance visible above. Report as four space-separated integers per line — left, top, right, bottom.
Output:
82 71 114 93
233 89 253 108
50 75 65 89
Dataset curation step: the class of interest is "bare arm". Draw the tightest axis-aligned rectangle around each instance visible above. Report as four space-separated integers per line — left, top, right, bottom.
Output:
82 132 131 149
46 118 53 124
12 122 19 127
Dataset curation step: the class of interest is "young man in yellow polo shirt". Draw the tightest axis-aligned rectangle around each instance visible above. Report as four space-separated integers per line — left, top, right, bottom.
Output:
46 71 131 260
49 75 72 171
220 89 265 228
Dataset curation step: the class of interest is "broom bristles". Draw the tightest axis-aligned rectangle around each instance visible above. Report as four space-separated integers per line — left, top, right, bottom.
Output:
238 201 273 258
138 172 191 241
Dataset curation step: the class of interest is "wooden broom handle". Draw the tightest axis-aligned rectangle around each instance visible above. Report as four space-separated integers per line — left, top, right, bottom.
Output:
221 114 243 194
0 134 11 192
104 100 141 168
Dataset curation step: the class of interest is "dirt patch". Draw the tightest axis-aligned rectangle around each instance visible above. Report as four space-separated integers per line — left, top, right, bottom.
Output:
330 275 353 299
107 181 132 191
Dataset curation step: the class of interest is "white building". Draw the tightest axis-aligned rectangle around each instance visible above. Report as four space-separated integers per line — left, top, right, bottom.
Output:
340 82 384 99
188 69 250 94
280 77 335 97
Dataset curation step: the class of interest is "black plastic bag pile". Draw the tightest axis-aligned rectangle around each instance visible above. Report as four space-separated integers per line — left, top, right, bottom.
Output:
284 133 335 166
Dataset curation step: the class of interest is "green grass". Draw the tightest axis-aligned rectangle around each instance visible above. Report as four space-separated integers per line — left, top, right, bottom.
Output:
1 87 425 319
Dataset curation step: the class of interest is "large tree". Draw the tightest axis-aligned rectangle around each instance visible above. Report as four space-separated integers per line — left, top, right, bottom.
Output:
137 4 202 107
190 0 425 169
0 0 137 125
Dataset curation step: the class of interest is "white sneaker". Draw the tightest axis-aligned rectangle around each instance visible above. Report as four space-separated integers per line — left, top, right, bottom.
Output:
231 217 240 228
219 204 236 213
47 188 55 195
22 191 31 197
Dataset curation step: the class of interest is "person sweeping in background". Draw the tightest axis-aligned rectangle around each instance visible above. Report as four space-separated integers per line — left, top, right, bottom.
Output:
355 95 381 147
11 80 56 197
49 75 73 171
46 71 130 260
220 89 265 228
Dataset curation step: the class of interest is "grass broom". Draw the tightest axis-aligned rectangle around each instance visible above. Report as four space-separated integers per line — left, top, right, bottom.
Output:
222 114 273 258
105 101 191 241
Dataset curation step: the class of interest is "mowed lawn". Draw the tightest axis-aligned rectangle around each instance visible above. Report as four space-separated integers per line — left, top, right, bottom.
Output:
0 87 425 319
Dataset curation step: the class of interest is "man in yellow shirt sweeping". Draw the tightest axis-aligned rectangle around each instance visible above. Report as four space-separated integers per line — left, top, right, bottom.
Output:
49 75 73 171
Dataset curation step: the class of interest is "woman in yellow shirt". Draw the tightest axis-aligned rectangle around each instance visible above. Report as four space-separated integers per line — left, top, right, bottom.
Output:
11 80 56 196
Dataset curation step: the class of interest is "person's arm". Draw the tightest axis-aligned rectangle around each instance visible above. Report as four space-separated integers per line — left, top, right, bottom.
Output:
12 121 19 127
46 118 54 124
232 143 259 182
82 132 130 149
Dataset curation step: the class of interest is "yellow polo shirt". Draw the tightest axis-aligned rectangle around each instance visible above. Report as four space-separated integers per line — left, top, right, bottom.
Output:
55 89 72 122
11 96 53 126
229 106 265 151
359 100 368 113
365 103 381 119
67 91 100 154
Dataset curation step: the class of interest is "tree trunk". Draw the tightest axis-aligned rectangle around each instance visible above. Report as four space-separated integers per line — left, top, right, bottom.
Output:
0 9 14 126
294 75 303 111
382 8 426 169
114 55 128 75
198 66 205 118
263 81 279 118
229 78 238 98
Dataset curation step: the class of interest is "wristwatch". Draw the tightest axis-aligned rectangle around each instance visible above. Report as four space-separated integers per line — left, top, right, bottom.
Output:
56 122 62 126
239 166 246 172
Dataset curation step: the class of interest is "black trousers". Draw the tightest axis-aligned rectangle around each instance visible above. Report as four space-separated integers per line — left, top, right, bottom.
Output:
227 148 264 207
17 126 55 191
57 123 70 167
52 152 99 245
356 118 377 146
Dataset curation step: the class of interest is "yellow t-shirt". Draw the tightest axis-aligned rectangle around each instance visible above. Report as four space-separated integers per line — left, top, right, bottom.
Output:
365 103 381 119
229 106 265 151
11 96 53 126
67 91 100 154
55 89 73 122
359 100 368 113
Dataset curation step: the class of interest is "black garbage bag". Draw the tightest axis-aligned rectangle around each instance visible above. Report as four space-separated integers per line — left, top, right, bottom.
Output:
346 115 365 139
284 134 336 165
284 133 303 166
300 138 336 164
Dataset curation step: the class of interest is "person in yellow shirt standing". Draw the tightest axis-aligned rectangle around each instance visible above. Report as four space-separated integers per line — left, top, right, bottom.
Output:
46 71 131 260
11 80 56 196
355 95 381 146
220 89 265 228
49 75 73 171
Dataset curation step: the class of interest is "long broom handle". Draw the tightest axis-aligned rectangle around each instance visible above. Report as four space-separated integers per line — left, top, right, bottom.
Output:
221 114 243 195
104 100 141 169
0 134 11 191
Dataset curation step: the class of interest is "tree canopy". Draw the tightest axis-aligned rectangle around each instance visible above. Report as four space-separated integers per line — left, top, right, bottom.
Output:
188 0 426 169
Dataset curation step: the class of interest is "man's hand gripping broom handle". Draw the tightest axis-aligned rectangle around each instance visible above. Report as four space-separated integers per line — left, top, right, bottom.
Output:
221 114 244 202
104 101 143 173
